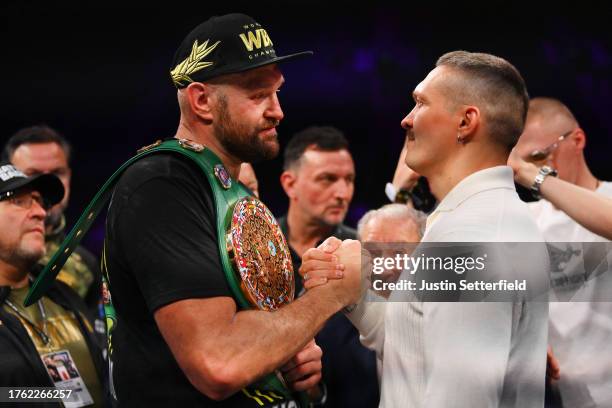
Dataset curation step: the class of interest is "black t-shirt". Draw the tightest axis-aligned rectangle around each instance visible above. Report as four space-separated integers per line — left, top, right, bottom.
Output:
105 153 298 407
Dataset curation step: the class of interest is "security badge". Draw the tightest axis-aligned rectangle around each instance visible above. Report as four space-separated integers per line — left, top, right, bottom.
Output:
41 349 94 408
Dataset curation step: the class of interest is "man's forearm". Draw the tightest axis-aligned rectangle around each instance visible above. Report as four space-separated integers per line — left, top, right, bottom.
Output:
216 287 342 391
540 176 612 240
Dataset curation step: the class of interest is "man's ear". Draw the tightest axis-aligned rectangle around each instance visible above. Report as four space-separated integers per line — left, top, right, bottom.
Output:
280 170 297 199
572 128 587 151
185 82 214 122
457 105 481 143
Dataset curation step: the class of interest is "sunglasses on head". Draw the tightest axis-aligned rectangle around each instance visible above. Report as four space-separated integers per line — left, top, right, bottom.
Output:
525 129 575 165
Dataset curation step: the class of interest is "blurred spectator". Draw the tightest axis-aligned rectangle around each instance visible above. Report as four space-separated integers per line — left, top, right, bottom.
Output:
238 162 259 197
279 126 379 407
0 163 105 406
357 203 426 243
3 126 102 313
513 97 612 408
358 203 426 297
357 203 426 381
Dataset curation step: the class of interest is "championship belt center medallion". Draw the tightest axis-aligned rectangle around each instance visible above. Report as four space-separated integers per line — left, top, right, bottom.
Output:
226 196 294 311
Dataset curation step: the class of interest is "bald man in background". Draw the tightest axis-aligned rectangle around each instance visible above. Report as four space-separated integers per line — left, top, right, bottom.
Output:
515 97 612 408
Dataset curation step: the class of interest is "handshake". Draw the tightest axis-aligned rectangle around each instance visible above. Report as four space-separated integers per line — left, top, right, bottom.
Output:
299 237 366 310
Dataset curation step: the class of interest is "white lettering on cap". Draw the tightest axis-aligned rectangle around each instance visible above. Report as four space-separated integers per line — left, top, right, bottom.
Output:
0 165 26 181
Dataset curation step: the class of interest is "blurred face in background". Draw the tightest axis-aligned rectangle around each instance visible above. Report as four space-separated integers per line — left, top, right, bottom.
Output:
515 118 584 184
283 147 355 227
238 163 260 197
10 142 71 230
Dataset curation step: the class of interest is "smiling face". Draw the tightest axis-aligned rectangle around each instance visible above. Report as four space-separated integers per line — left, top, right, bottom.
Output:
0 189 47 270
211 64 285 163
285 148 355 227
400 66 461 178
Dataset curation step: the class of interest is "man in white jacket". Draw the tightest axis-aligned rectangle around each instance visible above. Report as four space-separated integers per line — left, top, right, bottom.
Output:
301 51 550 407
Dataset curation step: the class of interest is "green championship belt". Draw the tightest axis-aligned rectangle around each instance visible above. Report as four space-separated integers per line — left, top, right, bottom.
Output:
26 138 306 406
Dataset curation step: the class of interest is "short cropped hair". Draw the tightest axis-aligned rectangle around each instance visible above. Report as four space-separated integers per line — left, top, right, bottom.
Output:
436 51 529 150
527 97 578 125
357 203 427 240
2 125 72 163
283 126 349 170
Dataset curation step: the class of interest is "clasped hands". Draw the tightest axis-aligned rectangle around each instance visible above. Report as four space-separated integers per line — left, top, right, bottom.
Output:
299 237 365 309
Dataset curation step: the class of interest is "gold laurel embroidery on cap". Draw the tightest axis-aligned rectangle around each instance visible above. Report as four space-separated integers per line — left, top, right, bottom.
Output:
170 39 221 86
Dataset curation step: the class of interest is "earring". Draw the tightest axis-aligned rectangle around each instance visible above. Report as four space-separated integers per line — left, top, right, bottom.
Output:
457 134 465 144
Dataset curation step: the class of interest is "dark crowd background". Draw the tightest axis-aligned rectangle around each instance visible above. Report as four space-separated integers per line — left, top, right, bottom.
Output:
1 1 611 255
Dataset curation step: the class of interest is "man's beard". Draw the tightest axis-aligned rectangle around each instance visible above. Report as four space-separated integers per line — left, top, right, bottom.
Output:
0 243 45 272
214 95 280 164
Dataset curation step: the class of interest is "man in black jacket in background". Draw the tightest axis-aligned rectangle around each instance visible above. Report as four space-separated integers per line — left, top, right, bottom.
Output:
0 162 106 407
279 127 379 407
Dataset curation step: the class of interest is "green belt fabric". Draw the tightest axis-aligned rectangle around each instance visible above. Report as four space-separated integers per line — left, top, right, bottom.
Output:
25 138 306 406
26 138 250 308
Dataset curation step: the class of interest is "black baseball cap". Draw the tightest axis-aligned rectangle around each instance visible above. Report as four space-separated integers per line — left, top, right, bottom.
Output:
0 163 64 208
170 13 312 88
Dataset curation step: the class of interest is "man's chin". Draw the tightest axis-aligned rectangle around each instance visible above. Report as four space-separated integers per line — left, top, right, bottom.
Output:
405 155 427 177
265 141 280 159
250 140 279 163
15 245 45 266
322 214 346 228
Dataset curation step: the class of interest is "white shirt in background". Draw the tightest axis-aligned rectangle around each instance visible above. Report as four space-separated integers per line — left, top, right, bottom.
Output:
528 181 612 408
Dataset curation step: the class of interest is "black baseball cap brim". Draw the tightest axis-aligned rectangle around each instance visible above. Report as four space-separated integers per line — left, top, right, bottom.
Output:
1 173 64 208
212 50 314 79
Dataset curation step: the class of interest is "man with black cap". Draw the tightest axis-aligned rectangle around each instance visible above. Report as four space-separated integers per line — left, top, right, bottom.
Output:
3 125 102 313
0 163 106 405
102 13 360 406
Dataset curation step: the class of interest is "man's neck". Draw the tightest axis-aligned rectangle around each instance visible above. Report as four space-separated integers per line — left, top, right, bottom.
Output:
573 162 599 191
0 260 29 288
175 121 242 179
427 149 507 201
286 206 334 257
